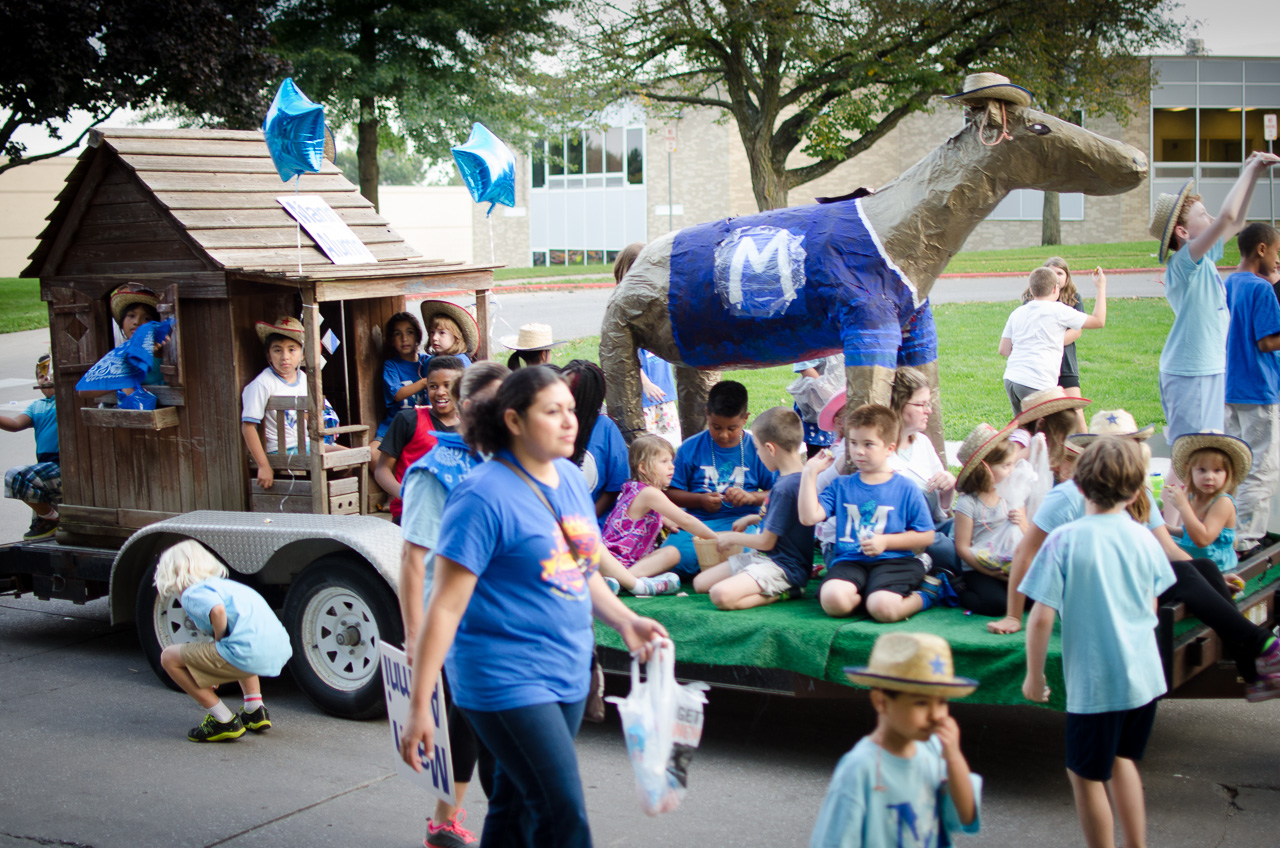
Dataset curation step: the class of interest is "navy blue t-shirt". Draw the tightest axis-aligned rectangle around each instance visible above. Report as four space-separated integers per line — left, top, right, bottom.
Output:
760 472 814 587
436 452 600 711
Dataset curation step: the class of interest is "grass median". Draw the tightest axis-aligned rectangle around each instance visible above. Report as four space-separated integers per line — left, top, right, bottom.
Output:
0 278 46 333
554 296 1170 441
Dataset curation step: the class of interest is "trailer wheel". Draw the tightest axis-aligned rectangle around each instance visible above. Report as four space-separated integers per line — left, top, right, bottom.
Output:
135 559 212 692
284 556 402 719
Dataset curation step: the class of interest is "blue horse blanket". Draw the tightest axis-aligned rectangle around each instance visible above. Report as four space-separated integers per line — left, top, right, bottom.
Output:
667 198 936 370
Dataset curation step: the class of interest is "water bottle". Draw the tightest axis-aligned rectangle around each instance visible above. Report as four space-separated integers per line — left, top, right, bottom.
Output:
1150 472 1163 510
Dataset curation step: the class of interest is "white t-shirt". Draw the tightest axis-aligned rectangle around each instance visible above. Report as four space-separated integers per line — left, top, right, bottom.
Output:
890 433 944 490
1001 300 1088 389
241 367 309 453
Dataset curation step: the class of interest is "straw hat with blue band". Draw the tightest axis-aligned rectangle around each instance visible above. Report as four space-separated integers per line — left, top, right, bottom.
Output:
845 632 978 699
946 72 1034 108
1148 177 1196 264
1067 409 1157 448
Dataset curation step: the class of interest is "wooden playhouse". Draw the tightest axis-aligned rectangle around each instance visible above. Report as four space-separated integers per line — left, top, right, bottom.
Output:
23 128 495 544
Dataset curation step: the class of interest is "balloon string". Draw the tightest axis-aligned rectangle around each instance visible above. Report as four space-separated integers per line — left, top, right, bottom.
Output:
295 175 303 276
488 214 495 265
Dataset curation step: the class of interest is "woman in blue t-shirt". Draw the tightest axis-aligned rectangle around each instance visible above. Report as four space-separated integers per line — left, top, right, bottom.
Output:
398 366 667 847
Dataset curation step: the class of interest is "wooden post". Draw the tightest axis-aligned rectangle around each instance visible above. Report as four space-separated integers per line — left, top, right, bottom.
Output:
475 288 490 361
302 292 327 514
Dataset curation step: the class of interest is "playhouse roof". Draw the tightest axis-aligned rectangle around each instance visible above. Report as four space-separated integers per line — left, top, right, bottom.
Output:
23 128 466 281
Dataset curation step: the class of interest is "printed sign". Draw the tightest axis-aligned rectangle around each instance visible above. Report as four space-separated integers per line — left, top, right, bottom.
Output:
277 195 378 265
381 644 456 804
1265 114 1277 142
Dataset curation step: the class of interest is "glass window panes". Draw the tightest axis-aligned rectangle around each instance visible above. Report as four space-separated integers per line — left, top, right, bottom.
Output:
531 251 547 267
566 134 583 175
606 128 624 172
627 128 644 185
531 140 545 188
586 131 604 173
548 138 564 176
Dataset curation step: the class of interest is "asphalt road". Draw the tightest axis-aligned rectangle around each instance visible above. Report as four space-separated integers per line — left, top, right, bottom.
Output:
2 591 1278 848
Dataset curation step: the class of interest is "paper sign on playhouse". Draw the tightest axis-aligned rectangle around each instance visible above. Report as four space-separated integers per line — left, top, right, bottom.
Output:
278 195 378 265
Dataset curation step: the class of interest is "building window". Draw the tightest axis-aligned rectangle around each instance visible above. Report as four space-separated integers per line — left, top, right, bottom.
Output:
531 140 546 188
627 128 644 185
531 251 547 267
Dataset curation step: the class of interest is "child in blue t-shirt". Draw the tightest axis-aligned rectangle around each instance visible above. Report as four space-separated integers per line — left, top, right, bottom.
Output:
799 404 937 621
372 312 431 468
660 380 776 577
810 631 981 848
693 407 813 609
153 540 292 743
1152 152 1280 443
1021 437 1176 848
2 355 61 540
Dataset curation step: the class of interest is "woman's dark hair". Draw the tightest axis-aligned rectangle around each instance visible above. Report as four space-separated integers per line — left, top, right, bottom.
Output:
381 312 423 359
507 348 550 370
561 359 606 465
465 365 564 455
956 440 1012 496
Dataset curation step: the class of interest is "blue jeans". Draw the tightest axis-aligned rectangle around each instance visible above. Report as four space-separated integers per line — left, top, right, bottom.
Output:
462 698 591 848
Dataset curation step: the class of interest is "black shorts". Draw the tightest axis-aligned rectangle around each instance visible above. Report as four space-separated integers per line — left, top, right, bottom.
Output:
821 557 924 598
1057 374 1081 389
1065 699 1159 781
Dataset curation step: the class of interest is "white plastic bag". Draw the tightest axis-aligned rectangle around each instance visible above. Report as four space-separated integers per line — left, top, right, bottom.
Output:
996 433 1053 520
606 639 709 816
785 354 845 424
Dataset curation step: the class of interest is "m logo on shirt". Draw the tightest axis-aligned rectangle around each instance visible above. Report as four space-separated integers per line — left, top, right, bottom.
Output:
698 464 746 493
840 501 894 543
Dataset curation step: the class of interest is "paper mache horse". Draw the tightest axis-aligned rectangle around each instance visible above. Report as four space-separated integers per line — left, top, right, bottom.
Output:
599 74 1149 449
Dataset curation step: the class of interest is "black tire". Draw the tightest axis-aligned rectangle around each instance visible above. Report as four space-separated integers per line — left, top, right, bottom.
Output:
284 556 402 720
135 556 212 692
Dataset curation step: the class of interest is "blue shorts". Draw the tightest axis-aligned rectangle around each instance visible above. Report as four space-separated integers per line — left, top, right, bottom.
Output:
660 514 743 578
1065 699 1158 782
1159 372 1225 443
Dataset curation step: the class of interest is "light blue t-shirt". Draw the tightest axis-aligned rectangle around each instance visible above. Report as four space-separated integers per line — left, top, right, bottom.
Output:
179 577 292 677
581 414 629 503
24 396 58 458
809 735 982 848
818 471 933 566
1033 479 1164 534
671 428 777 521
1160 239 1228 377
1020 513 1176 714
399 433 483 601
1224 270 1280 405
436 453 600 711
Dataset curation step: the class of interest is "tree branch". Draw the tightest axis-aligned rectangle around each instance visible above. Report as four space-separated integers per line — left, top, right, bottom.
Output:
0 109 115 177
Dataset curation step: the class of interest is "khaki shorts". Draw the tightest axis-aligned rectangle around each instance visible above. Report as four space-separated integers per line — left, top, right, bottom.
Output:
180 641 252 688
727 550 793 597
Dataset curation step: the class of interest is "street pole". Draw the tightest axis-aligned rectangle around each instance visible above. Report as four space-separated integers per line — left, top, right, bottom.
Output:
1270 139 1275 228
668 150 673 233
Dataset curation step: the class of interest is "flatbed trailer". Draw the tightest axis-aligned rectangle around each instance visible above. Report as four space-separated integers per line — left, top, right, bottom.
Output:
594 540 1280 708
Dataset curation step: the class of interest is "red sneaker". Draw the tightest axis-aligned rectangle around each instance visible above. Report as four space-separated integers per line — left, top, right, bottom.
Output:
425 809 477 847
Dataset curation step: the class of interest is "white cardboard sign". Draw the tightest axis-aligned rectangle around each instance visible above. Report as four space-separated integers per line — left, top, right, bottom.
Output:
1265 114 1277 142
277 195 378 265
381 644 456 804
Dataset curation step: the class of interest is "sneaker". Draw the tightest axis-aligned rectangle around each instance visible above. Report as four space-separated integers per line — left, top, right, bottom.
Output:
426 810 477 847
1256 638 1280 678
188 713 245 743
785 586 805 600
636 572 681 596
23 515 57 541
1245 673 1280 703
603 576 620 595
239 705 272 732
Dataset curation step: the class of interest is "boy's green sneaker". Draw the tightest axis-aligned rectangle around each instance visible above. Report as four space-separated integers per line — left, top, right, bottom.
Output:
239 705 272 732
188 713 245 743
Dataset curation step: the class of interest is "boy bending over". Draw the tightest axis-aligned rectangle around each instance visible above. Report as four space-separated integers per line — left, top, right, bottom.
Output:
1022 437 1176 848
800 404 937 620
810 631 981 847
693 407 813 609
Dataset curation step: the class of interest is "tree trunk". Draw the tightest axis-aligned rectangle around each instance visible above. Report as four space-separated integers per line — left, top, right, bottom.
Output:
1041 190 1061 246
357 96 379 211
744 136 788 210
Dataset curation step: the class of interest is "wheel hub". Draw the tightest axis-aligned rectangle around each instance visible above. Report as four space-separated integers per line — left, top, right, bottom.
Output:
300 586 380 690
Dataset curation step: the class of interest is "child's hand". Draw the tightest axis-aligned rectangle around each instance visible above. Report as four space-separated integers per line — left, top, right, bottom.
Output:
987 614 1022 635
860 533 887 557
699 492 724 512
1092 266 1106 289
925 470 955 494
731 514 761 532
1008 507 1025 527
1225 573 1246 594
1022 673 1050 703
722 486 752 507
257 466 275 490
934 714 963 757
806 449 835 474
714 532 737 554
1164 482 1188 509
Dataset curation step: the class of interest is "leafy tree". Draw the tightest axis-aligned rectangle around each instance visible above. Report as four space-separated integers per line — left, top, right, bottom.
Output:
335 145 428 186
570 0 1184 211
270 0 568 211
0 0 286 175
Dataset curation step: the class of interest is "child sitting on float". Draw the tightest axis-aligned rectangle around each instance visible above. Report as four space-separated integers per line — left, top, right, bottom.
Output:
1166 431 1252 576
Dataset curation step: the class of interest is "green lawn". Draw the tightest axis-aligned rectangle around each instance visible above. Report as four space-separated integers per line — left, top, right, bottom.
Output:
0 278 46 333
554 296 1171 440
493 263 613 281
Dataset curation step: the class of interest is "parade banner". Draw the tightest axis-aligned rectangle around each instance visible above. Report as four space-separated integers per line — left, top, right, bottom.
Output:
381 644 456 804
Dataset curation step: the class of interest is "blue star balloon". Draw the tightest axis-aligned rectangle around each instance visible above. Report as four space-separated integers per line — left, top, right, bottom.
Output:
262 78 327 182
451 122 516 216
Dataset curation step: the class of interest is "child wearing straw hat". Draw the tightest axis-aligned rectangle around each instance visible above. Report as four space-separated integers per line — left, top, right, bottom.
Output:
809 631 980 848
500 323 566 370
1166 431 1252 575
952 423 1028 616
1021 437 1176 848
1150 152 1280 444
